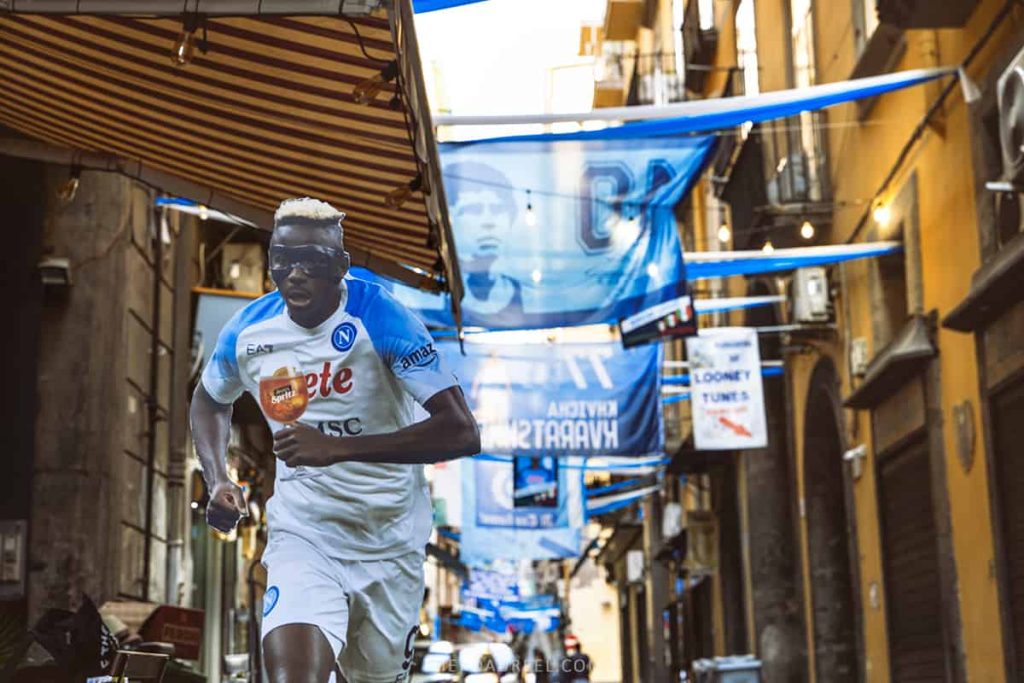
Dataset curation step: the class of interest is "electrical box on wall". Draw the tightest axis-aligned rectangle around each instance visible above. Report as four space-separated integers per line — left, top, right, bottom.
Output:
661 502 683 540
222 243 265 294
850 337 870 378
792 267 831 323
0 520 27 599
626 549 645 584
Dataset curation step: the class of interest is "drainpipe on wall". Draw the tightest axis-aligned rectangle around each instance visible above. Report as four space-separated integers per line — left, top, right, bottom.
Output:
166 209 196 605
142 203 164 602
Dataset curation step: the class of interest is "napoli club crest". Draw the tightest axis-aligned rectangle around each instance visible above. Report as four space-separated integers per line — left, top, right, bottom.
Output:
331 322 358 352
263 585 280 617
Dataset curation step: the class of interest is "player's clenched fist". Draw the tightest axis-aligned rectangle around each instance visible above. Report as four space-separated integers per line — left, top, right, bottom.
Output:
273 422 341 468
206 479 249 533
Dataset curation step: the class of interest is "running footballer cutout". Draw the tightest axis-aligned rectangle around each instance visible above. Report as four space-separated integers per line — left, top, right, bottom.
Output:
190 198 481 683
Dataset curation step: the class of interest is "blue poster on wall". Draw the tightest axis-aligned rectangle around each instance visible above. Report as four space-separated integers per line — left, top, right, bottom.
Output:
460 456 584 564
439 340 664 458
380 136 714 330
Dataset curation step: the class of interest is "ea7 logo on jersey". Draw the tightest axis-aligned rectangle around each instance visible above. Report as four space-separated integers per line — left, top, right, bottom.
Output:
246 343 274 355
400 343 436 370
331 322 358 352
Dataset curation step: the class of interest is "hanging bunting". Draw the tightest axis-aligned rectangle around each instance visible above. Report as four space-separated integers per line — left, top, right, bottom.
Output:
460 456 584 564
435 67 954 135
513 456 559 508
684 242 901 280
374 136 714 331
440 341 664 458
414 0 488 11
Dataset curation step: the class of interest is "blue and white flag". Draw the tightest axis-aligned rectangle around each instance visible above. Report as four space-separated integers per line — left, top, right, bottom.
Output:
460 456 584 564
440 341 664 458
383 136 714 330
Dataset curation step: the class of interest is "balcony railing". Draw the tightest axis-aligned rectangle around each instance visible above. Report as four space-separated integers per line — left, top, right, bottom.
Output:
682 0 718 92
595 50 689 106
877 0 978 28
760 111 831 205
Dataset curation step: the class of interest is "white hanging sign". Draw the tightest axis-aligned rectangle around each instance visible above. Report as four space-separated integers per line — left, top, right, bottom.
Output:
685 327 768 450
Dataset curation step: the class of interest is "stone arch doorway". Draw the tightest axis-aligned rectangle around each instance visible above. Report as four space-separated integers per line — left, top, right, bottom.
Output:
803 358 859 681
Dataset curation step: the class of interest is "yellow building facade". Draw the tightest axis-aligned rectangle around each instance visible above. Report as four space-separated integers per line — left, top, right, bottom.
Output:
597 0 1024 680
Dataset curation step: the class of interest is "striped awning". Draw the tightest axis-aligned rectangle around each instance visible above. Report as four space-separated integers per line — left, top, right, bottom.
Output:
0 1 462 307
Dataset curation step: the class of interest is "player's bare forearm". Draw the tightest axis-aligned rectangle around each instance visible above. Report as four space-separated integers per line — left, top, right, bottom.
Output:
273 386 481 466
190 383 234 486
190 384 250 532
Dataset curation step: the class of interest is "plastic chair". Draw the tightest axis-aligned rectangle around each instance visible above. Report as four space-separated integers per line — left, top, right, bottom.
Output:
108 650 169 683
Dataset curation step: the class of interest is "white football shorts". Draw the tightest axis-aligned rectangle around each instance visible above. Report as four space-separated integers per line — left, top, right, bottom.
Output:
261 532 424 683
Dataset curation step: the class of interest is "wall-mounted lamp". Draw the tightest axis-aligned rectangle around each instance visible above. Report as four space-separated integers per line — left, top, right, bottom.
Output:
172 13 208 67
57 167 81 205
38 256 72 288
872 204 891 227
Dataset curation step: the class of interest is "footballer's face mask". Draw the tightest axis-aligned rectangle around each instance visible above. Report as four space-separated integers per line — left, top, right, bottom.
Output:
268 244 346 285
268 223 350 323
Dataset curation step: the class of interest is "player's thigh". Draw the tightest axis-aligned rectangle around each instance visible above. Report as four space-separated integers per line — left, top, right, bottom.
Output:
339 552 425 683
262 538 350 665
263 623 338 683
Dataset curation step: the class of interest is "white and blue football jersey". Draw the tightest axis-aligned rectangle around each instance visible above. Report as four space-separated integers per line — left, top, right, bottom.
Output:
201 276 458 560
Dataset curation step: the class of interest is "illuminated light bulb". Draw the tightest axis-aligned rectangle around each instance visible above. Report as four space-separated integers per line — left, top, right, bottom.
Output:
717 223 731 243
385 174 422 210
229 260 242 280
353 77 387 105
646 262 660 278
199 204 209 221
800 220 815 239
872 204 891 227
762 240 775 254
531 269 542 283
353 61 399 105
172 29 196 67
385 184 413 209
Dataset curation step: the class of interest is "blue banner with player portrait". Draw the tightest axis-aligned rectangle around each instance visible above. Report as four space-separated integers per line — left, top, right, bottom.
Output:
380 136 714 330
439 340 664 458
460 456 584 564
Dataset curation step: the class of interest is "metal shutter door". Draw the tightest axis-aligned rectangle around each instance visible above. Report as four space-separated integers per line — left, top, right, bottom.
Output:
878 438 949 682
993 379 1024 679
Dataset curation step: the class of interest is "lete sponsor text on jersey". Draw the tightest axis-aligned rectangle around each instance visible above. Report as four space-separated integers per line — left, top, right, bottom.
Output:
297 360 354 399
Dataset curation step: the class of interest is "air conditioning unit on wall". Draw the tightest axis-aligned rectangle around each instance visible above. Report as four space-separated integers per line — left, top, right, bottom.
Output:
984 44 1024 246
791 267 831 324
997 44 1024 188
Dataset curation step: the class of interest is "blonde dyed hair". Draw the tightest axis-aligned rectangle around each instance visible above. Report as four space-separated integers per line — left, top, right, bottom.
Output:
274 197 346 229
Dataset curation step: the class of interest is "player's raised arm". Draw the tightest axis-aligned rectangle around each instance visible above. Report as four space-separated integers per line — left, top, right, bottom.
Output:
273 284 480 466
272 382 480 466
